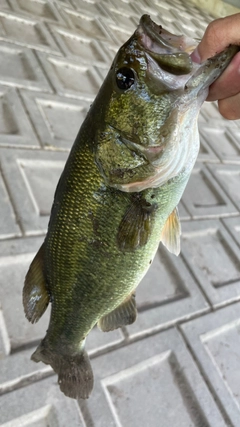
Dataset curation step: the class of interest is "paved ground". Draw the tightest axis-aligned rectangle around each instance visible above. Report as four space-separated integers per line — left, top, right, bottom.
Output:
0 0 239 426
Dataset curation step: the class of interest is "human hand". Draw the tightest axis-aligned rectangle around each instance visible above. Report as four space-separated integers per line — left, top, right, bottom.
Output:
192 13 240 119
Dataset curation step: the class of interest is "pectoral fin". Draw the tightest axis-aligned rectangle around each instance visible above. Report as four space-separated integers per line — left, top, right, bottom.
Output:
117 196 157 252
23 242 50 323
161 207 181 256
98 292 137 332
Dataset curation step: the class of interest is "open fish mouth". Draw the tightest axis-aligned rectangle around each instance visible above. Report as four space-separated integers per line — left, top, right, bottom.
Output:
137 14 198 76
136 15 238 93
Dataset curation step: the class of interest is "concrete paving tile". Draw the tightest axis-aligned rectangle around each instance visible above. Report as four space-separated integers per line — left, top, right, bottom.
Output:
0 10 61 54
0 148 67 234
100 9 138 34
0 236 49 351
181 302 240 427
101 0 140 18
178 200 191 220
59 7 113 42
200 126 240 164
126 245 209 339
100 19 134 45
9 0 66 24
0 375 84 425
49 24 110 64
0 347 51 388
0 329 124 388
181 219 240 307
69 0 109 17
37 52 103 100
0 309 10 359
198 129 219 163
208 164 240 211
80 329 227 427
20 90 90 149
200 101 240 129
222 216 240 247
86 326 125 357
0 85 39 148
0 171 21 239
0 42 51 92
181 162 238 218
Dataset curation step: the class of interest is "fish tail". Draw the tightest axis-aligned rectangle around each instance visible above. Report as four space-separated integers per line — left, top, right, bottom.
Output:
31 340 94 399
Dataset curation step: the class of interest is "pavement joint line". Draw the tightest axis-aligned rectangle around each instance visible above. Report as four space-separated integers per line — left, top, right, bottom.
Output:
0 160 24 236
177 324 234 427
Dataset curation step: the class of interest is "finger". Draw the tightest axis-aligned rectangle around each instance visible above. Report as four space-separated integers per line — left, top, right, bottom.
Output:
197 14 240 62
207 51 240 101
217 92 240 120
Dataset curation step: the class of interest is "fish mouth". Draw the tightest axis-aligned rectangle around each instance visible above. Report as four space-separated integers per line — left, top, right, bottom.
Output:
136 15 239 92
136 14 198 76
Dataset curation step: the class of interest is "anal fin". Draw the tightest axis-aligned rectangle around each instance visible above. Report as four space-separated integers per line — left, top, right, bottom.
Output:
23 242 50 323
98 292 137 332
161 207 181 256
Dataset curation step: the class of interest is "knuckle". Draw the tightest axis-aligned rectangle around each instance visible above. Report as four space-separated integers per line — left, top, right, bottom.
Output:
218 99 240 120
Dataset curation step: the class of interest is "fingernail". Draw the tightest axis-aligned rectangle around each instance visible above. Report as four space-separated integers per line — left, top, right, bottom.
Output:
191 46 201 63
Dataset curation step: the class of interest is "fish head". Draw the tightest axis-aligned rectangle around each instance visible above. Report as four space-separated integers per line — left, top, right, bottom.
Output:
94 15 238 192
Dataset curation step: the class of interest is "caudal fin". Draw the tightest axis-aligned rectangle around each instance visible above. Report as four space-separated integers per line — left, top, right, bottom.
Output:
31 341 94 399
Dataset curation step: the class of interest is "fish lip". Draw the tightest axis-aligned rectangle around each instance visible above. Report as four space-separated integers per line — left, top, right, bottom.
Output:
139 14 175 50
137 14 197 56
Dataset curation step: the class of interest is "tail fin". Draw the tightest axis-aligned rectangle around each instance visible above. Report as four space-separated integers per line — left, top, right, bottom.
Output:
31 341 94 399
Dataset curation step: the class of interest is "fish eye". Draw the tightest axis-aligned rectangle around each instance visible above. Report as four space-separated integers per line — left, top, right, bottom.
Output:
116 67 135 90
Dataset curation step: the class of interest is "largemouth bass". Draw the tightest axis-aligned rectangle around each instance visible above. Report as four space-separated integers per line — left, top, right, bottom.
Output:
23 15 238 399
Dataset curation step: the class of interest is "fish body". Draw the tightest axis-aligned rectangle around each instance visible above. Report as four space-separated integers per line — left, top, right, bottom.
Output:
23 15 238 399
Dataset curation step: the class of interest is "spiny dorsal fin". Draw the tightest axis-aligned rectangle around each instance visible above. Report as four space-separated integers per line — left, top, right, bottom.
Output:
98 292 137 332
161 207 181 256
23 242 50 323
117 195 158 252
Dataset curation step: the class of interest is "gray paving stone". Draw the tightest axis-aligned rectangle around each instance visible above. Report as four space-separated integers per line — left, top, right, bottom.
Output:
0 236 49 352
101 0 140 19
20 90 90 149
208 164 240 211
80 329 227 427
0 148 67 234
181 219 240 307
198 127 221 163
0 170 21 239
200 101 240 130
0 10 61 54
59 7 113 42
69 0 109 17
0 42 51 92
181 162 238 218
200 126 240 164
181 302 240 427
222 216 240 247
37 52 103 100
0 85 39 148
49 24 110 64
0 327 124 388
126 245 209 339
178 200 191 220
0 375 85 425
9 0 66 24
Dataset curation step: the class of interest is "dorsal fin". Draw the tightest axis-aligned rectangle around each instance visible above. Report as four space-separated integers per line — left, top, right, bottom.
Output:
161 207 181 256
23 242 50 323
98 292 137 332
